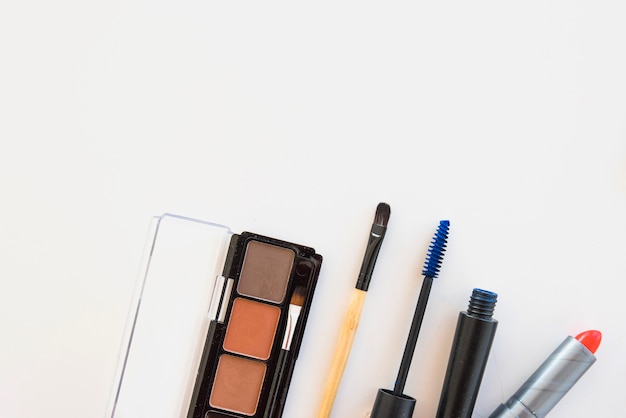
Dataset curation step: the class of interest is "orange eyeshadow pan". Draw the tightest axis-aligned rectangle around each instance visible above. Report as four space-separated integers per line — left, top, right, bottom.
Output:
209 354 266 416
223 297 281 360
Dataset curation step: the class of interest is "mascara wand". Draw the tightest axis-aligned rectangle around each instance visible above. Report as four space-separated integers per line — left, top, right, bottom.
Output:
370 220 450 418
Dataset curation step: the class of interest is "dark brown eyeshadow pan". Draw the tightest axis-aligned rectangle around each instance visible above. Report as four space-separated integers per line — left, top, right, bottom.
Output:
237 241 295 303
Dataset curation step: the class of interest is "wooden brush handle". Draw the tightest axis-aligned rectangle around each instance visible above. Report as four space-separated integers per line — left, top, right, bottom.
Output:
318 288 368 418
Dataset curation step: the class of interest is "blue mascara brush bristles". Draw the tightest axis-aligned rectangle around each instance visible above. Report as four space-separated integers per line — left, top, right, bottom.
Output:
422 220 450 278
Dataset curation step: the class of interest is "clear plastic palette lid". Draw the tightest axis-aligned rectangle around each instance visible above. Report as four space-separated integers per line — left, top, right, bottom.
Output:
107 214 233 418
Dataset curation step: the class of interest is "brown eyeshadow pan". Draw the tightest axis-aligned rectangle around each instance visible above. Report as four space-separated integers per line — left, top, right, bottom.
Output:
237 240 295 303
209 354 267 416
223 297 281 360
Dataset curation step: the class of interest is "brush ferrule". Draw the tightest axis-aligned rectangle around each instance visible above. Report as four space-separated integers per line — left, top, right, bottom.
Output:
356 223 387 291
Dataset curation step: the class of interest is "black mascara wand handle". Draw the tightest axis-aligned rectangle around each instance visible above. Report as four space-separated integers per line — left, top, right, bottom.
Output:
393 275 434 395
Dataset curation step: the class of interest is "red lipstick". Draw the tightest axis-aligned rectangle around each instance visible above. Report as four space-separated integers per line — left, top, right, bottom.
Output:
576 329 602 354
489 330 601 417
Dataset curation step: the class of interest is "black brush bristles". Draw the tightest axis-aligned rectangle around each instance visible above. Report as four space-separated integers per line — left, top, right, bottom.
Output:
374 202 391 227
356 202 391 291
422 220 450 278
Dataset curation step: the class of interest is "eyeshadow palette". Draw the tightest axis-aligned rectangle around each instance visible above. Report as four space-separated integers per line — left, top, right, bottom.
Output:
108 214 322 418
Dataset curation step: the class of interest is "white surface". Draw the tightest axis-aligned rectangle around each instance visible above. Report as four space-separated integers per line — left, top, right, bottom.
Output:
1 1 625 417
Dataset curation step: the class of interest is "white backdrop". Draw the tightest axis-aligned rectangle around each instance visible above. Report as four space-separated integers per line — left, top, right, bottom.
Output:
1 1 625 417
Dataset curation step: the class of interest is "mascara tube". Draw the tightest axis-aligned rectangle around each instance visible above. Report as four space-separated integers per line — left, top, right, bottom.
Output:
435 288 498 418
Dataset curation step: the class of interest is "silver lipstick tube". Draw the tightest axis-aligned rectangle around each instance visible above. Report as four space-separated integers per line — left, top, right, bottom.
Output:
489 335 596 418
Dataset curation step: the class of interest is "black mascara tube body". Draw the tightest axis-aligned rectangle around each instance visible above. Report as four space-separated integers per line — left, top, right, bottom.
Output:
435 288 498 418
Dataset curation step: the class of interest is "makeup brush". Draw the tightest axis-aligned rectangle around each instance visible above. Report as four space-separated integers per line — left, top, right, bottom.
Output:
318 202 391 418
264 286 307 418
370 220 450 418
